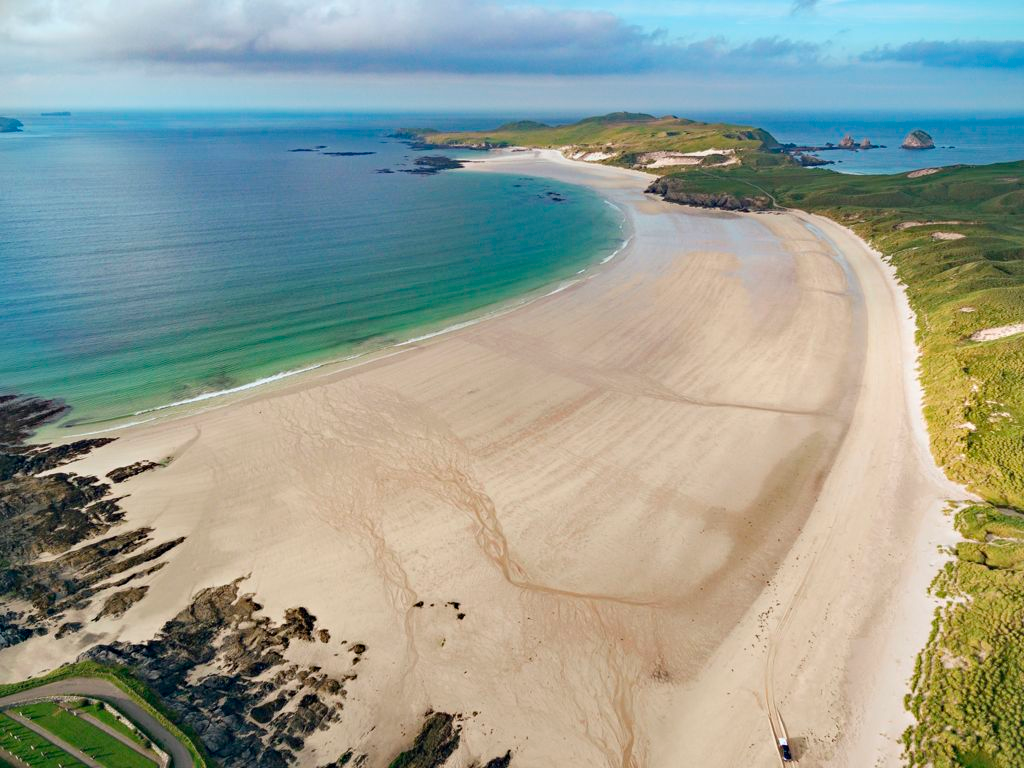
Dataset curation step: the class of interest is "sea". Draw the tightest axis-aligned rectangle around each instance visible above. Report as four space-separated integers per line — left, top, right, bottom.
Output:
702 112 1024 175
0 112 626 434
2 111 1022 434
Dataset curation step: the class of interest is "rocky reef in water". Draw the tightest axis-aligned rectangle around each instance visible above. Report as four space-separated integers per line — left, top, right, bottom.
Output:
902 129 936 150
0 394 184 649
400 156 466 175
644 178 772 212
0 118 23 133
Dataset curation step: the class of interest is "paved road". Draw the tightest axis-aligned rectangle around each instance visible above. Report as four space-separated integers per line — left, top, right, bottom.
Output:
0 679 194 768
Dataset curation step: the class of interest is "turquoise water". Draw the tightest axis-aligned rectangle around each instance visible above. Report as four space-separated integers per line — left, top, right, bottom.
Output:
0 113 624 431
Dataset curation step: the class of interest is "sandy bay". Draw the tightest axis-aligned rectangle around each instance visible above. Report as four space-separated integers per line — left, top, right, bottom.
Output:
3 149 963 767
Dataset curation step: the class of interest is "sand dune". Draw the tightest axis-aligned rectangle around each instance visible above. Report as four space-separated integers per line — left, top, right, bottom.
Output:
5 150 961 767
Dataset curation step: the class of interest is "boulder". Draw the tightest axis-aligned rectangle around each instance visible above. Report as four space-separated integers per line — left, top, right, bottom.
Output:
902 129 935 150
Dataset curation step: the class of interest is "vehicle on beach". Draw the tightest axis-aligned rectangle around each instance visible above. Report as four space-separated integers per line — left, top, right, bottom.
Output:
778 736 794 761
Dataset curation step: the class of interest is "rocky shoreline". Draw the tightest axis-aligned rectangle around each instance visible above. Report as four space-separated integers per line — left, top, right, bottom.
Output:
644 178 773 212
0 393 513 768
0 394 183 649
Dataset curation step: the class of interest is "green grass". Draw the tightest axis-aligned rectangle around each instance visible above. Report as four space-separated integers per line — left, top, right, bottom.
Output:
0 662 210 768
17 702 155 768
401 112 780 167
648 158 1024 767
0 712 86 768
73 702 149 749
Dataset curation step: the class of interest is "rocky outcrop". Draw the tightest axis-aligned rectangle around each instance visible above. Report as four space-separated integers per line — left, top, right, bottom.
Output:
645 178 772 212
400 156 465 175
0 118 23 133
839 134 855 149
387 712 461 768
83 580 355 767
0 393 179 647
94 586 149 620
107 460 160 483
902 129 935 150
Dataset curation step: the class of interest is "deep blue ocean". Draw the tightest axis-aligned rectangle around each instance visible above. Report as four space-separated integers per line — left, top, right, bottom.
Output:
2 111 1021 434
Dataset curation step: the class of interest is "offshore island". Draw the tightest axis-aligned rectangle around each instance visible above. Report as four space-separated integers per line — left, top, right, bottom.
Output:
1 112 1023 768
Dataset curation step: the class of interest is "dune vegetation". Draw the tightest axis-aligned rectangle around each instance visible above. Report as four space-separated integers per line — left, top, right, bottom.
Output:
647 159 1024 767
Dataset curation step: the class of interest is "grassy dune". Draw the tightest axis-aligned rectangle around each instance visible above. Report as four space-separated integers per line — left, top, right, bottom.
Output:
649 160 1024 767
401 112 780 166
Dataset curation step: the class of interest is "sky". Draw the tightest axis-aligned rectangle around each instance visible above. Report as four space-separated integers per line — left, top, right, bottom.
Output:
1 0 1022 113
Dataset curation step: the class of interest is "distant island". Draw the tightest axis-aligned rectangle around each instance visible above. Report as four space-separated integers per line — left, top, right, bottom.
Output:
0 117 24 133
901 129 935 150
41 111 71 116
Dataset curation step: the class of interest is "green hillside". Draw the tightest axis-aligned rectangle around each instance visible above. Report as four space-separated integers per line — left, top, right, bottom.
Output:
401 112 781 168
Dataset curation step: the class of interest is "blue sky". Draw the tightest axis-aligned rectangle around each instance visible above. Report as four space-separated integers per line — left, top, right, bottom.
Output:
1 0 1022 112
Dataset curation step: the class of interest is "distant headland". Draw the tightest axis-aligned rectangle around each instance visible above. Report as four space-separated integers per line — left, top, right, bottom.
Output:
0 117 24 133
41 111 71 117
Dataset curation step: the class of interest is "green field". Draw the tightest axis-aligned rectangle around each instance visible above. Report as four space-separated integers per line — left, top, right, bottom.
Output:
647 159 1024 767
72 702 150 750
401 112 780 167
0 712 86 768
16 702 156 768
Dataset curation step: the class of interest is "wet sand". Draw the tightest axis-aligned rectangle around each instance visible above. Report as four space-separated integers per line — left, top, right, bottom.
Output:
5 150 960 766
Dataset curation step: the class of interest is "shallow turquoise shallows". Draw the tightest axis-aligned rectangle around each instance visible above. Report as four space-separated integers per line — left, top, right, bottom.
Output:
0 113 624 431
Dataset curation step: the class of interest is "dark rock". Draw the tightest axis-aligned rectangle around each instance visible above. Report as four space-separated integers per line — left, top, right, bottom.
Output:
483 752 512 768
902 129 935 150
107 460 160 483
644 178 772 212
321 152 376 157
400 156 465 175
94 586 149 620
386 712 461 768
0 394 186 646
0 118 23 133
56 621 83 638
81 580 351 767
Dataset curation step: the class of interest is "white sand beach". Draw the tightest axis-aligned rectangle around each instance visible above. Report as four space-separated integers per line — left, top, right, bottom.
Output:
4 149 962 767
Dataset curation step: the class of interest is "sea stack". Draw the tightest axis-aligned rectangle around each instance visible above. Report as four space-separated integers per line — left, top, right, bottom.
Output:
859 138 873 149
839 134 856 149
901 129 935 150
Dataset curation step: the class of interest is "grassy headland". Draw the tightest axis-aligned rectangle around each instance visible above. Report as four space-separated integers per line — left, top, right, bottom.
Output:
397 112 780 169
